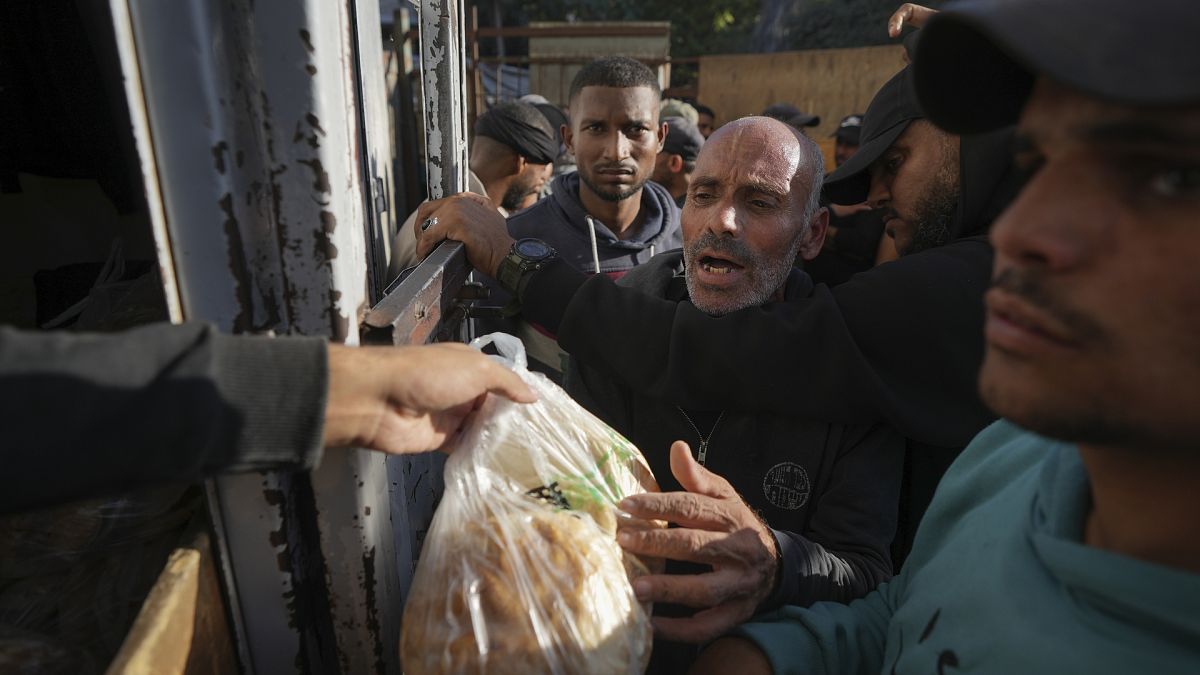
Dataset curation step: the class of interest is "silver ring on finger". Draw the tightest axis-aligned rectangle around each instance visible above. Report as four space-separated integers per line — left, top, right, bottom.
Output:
420 216 438 232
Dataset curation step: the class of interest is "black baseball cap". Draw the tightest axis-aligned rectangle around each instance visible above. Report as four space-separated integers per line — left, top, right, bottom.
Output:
823 68 923 205
914 0 1200 134
833 114 863 145
661 116 704 162
787 112 821 129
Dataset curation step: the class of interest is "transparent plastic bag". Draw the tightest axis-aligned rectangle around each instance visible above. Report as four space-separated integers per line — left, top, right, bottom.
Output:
400 333 663 675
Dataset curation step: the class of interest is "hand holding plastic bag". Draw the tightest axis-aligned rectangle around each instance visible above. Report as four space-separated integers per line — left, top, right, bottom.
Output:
401 334 662 675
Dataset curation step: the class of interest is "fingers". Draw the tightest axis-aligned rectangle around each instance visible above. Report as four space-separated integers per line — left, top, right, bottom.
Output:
475 358 538 403
620 491 740 531
888 4 914 37
630 568 751 608
618 523 763 565
669 440 738 499
412 193 514 275
888 3 936 36
413 194 481 259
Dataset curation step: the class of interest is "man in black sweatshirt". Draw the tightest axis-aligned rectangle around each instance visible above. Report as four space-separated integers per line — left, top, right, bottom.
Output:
565 116 904 673
415 65 1024 563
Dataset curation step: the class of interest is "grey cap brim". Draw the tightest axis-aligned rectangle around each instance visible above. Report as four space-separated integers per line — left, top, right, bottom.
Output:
822 118 911 205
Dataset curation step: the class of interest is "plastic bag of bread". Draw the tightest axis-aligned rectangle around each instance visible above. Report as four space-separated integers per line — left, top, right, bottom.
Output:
400 333 663 675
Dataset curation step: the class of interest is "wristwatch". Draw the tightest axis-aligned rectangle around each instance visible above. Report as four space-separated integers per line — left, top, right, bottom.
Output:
497 238 556 299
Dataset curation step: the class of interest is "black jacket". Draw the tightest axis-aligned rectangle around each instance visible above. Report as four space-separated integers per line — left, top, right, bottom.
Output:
566 253 903 672
522 127 1022 450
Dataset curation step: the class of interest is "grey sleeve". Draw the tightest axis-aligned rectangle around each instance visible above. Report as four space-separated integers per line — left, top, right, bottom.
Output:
0 322 327 512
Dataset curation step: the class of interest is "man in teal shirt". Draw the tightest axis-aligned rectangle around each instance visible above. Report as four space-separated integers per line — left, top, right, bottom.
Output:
692 0 1200 672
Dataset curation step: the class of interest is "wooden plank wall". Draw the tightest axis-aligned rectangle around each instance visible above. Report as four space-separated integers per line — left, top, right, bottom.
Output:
528 22 671 107
697 45 907 142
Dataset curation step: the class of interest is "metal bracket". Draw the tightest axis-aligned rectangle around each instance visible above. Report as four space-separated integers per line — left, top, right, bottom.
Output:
361 240 472 345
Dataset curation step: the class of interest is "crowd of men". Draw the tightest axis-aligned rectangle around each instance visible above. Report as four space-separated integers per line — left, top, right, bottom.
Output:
411 0 1200 671
3 0 1198 672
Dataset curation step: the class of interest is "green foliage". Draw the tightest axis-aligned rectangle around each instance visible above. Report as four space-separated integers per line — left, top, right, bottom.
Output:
473 0 948 85
482 1 761 58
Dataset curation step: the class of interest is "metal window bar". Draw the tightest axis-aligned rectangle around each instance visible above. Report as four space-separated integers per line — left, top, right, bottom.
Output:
107 0 476 671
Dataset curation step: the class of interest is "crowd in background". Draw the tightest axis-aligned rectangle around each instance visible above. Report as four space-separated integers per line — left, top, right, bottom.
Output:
3 0 1198 672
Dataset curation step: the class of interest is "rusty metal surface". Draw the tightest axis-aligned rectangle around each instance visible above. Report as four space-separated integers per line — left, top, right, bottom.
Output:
419 0 470 199
362 241 470 345
116 0 399 671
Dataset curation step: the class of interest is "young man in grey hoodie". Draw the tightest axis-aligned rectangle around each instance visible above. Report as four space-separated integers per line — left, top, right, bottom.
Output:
500 56 683 377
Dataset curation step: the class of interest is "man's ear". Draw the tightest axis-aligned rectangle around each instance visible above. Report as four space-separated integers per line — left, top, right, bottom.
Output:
668 154 684 174
513 154 528 176
798 206 830 261
657 120 667 152
562 122 575 154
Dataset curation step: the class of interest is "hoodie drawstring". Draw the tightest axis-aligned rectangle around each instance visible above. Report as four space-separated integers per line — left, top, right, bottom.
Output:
585 215 602 274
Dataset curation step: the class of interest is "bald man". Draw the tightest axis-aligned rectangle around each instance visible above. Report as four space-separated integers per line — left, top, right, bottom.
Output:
565 117 904 672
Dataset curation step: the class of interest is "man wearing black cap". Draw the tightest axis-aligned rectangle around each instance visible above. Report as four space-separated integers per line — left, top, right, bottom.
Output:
693 0 1200 671
763 103 821 133
651 116 704 208
388 100 556 277
832 114 862 167
694 103 717 139
804 113 893 287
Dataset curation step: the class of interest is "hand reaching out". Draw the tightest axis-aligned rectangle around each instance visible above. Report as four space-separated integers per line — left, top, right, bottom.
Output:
616 441 780 643
322 342 536 454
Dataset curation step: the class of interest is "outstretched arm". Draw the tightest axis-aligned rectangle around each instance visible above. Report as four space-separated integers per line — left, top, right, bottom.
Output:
522 238 995 448
413 195 996 448
2 323 534 512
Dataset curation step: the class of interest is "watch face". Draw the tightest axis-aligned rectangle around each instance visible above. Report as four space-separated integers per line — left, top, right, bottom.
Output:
515 238 552 260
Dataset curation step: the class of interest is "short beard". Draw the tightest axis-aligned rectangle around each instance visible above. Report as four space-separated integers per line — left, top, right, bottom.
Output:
579 171 647 202
500 180 535 212
906 164 959 255
683 231 802 316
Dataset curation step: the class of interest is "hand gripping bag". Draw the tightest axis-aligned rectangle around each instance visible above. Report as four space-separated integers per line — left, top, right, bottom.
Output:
400 334 662 675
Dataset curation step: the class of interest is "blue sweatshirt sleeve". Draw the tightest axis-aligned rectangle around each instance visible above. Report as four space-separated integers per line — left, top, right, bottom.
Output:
733 579 900 675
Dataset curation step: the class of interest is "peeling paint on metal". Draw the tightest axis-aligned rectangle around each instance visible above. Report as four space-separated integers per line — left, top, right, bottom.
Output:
212 140 230 174
305 112 327 136
329 294 349 342
219 192 253 331
298 157 332 194
362 546 385 672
